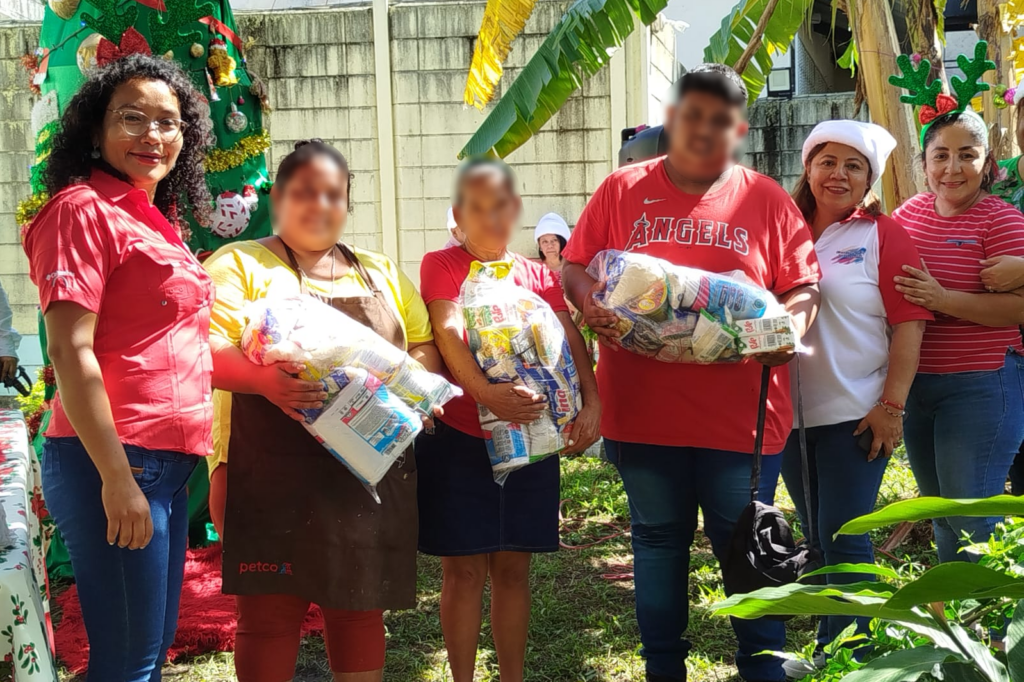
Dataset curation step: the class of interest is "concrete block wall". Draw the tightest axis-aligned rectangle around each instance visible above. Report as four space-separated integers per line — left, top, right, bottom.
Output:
743 93 864 192
388 0 616 280
0 24 40 337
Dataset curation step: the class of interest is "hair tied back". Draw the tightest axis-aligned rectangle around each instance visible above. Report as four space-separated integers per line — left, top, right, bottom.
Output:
293 138 325 150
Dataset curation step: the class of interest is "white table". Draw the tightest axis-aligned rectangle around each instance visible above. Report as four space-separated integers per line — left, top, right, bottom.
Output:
0 409 56 680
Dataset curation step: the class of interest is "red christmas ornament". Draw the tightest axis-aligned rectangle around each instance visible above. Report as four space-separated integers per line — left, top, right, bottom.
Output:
237 95 245 105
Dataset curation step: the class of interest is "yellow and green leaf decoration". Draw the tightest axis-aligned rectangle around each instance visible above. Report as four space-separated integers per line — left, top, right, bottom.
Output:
464 0 540 109
460 0 668 159
704 0 813 106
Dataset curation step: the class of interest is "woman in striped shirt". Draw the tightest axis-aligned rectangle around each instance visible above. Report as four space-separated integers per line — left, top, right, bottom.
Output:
892 111 1024 562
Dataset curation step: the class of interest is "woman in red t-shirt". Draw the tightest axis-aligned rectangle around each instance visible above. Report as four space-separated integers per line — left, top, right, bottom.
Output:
23 56 214 681
418 159 600 682
892 111 1024 563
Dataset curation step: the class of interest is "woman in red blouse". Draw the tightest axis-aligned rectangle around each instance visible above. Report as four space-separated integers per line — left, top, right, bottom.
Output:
23 55 215 682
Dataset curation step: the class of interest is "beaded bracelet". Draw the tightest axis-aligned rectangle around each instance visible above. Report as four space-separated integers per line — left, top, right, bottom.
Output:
876 401 906 418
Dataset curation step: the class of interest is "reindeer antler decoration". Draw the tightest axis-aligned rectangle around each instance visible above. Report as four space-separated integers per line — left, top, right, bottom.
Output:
889 41 996 145
889 54 942 108
950 41 996 110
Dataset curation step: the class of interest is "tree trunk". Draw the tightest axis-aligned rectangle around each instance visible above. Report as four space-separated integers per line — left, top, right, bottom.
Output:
847 0 920 209
977 0 1018 160
906 0 948 91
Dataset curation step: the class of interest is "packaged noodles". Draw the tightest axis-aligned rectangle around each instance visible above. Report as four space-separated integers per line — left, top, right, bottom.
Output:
587 250 800 364
460 260 582 485
241 295 462 499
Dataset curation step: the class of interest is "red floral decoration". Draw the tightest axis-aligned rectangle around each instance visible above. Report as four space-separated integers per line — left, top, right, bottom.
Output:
41 366 54 387
19 53 40 96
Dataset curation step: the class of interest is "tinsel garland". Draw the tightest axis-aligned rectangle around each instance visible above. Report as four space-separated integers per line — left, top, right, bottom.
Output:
15 193 49 227
205 129 271 174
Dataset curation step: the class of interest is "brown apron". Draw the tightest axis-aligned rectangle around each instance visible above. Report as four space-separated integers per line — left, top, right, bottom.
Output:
221 239 418 611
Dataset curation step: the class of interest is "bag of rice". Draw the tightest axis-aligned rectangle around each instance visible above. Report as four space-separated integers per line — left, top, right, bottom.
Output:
460 261 581 485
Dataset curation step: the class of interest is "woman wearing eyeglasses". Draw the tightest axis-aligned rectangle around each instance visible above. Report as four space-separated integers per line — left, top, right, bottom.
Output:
22 55 214 682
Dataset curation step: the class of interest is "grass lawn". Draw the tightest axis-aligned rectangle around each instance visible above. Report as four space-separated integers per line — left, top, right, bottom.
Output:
58 451 931 682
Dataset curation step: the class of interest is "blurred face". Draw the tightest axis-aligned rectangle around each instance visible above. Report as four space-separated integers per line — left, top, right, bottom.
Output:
272 156 349 250
538 234 561 259
664 90 748 178
454 169 521 254
807 142 871 220
98 78 183 196
924 123 989 207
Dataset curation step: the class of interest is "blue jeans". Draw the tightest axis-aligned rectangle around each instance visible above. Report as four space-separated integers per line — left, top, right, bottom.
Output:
780 420 888 648
42 437 197 682
605 439 786 682
904 353 1024 563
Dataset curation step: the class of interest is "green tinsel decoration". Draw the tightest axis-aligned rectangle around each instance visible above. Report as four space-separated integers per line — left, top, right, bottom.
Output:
149 0 217 56
82 0 139 43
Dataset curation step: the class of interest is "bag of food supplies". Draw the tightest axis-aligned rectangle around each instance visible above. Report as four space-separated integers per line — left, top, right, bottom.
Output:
459 260 582 485
586 250 799 364
241 295 461 500
298 367 421 501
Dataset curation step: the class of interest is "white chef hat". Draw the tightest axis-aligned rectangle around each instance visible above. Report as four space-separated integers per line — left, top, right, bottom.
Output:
801 119 897 182
446 206 458 230
534 213 571 243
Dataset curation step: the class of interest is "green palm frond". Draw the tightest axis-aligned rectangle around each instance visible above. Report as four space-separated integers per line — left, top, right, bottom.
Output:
704 0 813 105
459 0 668 159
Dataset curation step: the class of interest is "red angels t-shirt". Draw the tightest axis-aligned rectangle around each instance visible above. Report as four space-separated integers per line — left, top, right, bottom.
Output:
562 159 820 454
420 246 570 438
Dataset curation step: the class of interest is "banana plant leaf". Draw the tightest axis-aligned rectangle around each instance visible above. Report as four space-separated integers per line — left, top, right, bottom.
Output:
837 496 1024 536
840 647 961 682
711 581 932 625
1008 599 1024 682
459 0 668 159
800 562 900 582
885 562 1024 609
703 0 813 105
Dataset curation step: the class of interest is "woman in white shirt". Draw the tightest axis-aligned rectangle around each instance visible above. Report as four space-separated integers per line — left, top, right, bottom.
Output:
783 120 931 668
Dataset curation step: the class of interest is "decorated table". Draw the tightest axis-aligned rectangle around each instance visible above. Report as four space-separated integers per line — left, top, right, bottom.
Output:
0 409 55 680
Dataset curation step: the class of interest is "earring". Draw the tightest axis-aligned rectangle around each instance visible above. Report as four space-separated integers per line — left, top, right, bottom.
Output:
90 147 101 159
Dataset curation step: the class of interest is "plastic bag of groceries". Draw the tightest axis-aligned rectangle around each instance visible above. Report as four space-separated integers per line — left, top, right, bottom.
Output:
297 367 420 501
459 260 582 485
586 250 799 364
241 295 461 500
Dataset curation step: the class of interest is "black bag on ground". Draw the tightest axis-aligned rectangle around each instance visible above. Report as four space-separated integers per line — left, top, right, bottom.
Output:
721 363 823 603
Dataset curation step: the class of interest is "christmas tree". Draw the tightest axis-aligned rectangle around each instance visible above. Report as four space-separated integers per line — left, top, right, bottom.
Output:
18 0 273 255
16 0 273 573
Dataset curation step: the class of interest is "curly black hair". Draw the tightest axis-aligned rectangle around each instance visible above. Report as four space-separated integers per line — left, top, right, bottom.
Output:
44 54 214 227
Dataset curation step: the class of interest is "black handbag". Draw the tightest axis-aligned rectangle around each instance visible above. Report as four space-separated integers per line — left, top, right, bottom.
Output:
721 359 824 605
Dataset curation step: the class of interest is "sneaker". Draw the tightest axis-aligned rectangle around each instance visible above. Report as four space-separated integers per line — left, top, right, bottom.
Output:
781 648 825 680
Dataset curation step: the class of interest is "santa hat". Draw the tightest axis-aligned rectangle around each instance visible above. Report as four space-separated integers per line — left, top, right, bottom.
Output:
534 213 571 243
209 37 228 52
801 120 897 182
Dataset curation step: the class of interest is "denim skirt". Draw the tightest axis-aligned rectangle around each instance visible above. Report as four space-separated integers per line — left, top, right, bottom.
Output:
416 420 560 556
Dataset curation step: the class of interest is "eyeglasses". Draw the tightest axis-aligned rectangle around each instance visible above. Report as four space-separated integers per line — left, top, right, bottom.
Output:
108 109 186 142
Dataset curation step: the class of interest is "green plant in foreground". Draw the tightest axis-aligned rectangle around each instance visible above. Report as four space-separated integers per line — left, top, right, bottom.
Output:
713 496 1024 681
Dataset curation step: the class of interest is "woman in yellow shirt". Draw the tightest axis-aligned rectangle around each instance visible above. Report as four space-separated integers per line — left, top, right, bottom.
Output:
206 139 442 682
